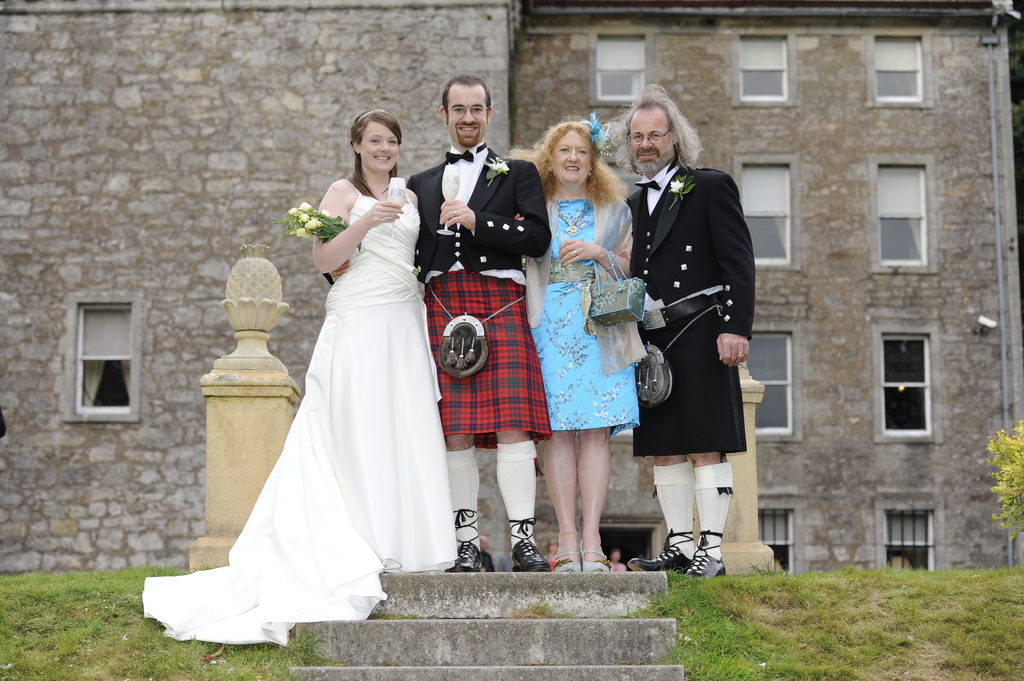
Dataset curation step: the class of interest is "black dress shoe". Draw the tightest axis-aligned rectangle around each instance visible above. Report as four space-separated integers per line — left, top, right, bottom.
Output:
682 550 726 578
626 530 692 572
512 538 551 572
445 541 482 572
682 531 726 578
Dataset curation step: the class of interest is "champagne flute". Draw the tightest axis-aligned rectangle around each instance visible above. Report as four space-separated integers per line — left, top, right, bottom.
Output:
439 165 460 236
387 177 406 245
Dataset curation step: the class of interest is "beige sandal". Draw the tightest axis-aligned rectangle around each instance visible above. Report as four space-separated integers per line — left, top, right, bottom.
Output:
554 550 582 572
582 548 611 573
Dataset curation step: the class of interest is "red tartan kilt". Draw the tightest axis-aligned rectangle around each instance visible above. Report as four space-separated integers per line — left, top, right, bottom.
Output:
426 271 552 449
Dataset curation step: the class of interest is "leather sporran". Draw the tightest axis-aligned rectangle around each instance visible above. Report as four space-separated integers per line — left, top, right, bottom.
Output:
439 315 489 378
635 343 673 408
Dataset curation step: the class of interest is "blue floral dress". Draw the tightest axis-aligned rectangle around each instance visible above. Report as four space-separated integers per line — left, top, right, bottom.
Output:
530 200 639 434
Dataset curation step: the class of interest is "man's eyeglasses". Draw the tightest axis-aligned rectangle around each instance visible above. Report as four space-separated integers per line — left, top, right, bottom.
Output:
449 105 488 117
630 130 670 145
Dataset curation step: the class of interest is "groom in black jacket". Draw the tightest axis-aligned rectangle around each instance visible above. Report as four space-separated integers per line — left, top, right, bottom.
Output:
407 73 553 573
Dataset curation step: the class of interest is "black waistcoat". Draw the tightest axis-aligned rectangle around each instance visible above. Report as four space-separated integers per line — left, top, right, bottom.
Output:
636 189 668 301
428 230 463 274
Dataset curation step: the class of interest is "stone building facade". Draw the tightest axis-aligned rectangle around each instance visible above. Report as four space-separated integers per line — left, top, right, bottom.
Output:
1 0 1021 573
512 0 1024 570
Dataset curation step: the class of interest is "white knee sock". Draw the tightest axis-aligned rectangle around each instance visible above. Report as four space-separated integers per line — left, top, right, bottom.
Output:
447 447 480 546
653 462 696 560
694 462 733 560
496 441 538 543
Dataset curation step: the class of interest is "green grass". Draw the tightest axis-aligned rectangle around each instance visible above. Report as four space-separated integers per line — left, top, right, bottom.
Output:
0 566 335 681
633 567 1024 681
0 566 1022 680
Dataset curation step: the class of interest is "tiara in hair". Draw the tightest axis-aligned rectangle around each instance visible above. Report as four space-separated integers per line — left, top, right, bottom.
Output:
356 108 391 122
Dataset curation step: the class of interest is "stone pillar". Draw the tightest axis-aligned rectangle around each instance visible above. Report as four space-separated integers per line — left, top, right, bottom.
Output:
719 364 775 574
189 245 300 571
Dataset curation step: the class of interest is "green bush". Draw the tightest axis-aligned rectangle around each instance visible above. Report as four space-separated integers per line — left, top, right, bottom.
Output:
987 421 1024 539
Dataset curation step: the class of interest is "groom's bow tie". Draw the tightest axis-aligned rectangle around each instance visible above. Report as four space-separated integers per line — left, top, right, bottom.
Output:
447 149 474 164
636 180 660 191
446 144 487 165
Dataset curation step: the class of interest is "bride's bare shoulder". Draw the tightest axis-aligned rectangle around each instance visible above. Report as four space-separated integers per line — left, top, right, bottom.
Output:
320 179 359 217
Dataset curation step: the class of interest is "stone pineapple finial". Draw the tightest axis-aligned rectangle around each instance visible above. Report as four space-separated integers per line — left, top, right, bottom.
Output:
226 244 283 303
215 244 290 372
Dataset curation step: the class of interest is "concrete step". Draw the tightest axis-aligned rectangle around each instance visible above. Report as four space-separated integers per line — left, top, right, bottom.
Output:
374 571 668 619
305 618 678 667
292 665 685 680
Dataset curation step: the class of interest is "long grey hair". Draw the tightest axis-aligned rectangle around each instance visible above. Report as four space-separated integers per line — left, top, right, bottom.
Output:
611 84 703 174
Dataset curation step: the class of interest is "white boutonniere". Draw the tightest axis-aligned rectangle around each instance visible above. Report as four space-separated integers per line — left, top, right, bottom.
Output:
667 175 695 211
484 157 510 186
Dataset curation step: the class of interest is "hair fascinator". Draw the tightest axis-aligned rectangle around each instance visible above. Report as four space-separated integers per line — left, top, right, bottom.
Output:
588 112 612 154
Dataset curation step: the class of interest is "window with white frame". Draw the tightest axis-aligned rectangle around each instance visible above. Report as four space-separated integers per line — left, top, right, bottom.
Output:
596 37 645 102
875 37 922 103
882 336 930 434
878 166 926 266
742 165 791 264
759 509 794 573
748 333 792 435
740 37 787 101
77 304 133 415
884 509 934 570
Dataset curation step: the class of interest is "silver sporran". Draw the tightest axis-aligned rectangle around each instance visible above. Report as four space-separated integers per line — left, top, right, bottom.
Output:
635 343 673 408
439 314 489 378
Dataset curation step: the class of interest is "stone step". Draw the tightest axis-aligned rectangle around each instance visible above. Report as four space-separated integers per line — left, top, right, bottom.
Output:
292 665 685 680
375 571 668 619
305 618 678 667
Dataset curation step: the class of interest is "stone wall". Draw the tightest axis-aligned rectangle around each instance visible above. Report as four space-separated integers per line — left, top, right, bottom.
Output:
0 0 518 572
512 15 1023 570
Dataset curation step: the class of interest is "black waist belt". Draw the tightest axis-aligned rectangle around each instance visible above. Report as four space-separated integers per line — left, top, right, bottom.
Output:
642 292 721 330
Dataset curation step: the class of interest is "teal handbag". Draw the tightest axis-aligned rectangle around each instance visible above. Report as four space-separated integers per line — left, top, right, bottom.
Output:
587 252 646 328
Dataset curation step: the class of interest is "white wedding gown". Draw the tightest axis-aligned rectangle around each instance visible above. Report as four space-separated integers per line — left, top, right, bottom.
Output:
143 195 456 645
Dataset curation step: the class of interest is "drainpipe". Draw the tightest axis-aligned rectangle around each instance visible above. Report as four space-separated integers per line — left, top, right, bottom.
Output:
981 13 1015 567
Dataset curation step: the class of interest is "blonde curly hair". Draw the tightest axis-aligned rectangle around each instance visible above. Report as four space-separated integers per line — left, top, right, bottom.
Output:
511 118 626 208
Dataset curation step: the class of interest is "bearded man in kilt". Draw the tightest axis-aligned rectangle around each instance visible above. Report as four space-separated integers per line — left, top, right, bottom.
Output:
407 74 553 573
614 85 756 579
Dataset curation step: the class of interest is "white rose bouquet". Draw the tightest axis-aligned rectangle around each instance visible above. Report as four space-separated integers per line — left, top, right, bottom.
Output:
274 202 351 243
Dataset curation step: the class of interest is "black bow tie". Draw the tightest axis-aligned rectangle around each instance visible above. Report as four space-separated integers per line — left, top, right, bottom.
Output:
447 149 475 164
637 180 660 191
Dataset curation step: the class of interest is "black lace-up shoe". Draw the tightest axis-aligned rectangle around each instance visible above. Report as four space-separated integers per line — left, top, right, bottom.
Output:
682 550 726 578
511 538 551 572
627 530 692 572
682 531 726 578
445 541 482 572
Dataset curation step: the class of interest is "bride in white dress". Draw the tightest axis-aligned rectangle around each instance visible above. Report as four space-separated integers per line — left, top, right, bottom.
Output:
143 109 456 645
